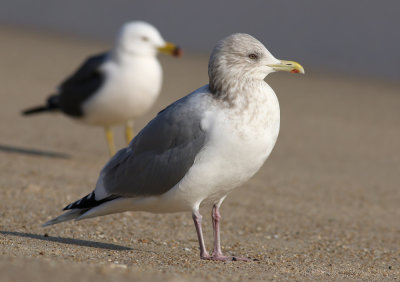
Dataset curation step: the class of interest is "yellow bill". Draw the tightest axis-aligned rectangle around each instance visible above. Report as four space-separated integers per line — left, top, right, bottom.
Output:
268 60 305 74
158 42 183 57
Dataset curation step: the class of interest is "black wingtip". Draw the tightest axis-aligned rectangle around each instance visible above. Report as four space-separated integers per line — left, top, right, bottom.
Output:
22 106 49 115
63 192 119 211
22 95 60 115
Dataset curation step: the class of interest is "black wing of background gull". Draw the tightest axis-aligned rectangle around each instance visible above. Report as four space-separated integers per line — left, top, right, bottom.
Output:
23 52 107 116
57 52 108 116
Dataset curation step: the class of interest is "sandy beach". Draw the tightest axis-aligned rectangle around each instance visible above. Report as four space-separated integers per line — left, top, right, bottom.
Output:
0 26 399 281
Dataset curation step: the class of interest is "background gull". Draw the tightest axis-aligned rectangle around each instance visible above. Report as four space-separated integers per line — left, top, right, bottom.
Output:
22 21 182 156
43 33 304 261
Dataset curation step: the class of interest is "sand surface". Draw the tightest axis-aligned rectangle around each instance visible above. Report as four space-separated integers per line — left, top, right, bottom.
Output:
0 26 399 281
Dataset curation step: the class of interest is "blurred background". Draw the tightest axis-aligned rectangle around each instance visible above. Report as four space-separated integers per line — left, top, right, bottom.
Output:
1 0 399 79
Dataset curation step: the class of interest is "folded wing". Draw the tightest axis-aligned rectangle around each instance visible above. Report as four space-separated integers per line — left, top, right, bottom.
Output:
97 93 209 198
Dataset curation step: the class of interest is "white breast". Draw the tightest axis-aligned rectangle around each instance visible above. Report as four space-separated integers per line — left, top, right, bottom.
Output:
154 83 280 212
82 57 162 126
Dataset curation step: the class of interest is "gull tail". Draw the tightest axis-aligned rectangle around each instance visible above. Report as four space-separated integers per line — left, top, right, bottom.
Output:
22 95 60 115
42 191 120 227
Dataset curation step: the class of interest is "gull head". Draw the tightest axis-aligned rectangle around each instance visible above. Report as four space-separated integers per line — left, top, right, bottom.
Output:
208 33 304 93
116 21 181 57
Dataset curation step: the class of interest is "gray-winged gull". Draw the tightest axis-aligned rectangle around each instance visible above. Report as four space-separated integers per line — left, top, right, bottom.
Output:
43 33 304 261
22 21 182 156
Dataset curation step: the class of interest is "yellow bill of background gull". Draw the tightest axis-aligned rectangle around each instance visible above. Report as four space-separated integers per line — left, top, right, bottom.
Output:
43 33 304 261
22 21 182 156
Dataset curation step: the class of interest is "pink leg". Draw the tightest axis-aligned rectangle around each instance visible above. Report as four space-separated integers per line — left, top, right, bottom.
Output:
192 210 210 259
211 204 223 257
208 204 251 262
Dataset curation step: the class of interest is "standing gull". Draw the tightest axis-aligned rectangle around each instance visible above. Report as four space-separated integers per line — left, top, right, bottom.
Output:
43 33 304 261
22 21 182 156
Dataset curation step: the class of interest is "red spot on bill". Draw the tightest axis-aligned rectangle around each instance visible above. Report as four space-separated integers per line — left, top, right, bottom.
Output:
173 47 183 57
291 69 300 74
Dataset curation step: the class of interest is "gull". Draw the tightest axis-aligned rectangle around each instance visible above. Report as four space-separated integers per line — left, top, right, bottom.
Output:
22 21 182 156
43 33 304 261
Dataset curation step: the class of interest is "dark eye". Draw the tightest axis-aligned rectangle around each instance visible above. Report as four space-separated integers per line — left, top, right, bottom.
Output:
248 53 258 60
141 36 149 42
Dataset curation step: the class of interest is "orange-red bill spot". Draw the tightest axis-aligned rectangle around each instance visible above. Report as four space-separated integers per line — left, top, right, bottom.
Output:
291 69 300 73
173 47 183 57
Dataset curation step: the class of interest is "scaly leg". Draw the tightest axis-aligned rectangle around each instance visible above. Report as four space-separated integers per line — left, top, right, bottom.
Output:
192 209 210 259
104 126 116 156
211 203 224 257
125 120 134 145
209 198 251 262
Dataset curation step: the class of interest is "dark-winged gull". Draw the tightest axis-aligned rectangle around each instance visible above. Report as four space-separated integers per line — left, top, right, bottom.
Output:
22 21 182 156
43 33 304 261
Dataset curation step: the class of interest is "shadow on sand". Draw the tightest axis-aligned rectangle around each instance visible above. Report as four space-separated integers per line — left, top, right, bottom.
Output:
0 230 132 251
0 144 69 159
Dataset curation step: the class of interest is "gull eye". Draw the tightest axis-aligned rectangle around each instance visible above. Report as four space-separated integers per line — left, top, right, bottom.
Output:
141 36 149 42
248 53 258 60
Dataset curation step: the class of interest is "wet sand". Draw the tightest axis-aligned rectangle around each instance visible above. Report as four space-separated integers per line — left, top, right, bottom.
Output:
0 26 399 281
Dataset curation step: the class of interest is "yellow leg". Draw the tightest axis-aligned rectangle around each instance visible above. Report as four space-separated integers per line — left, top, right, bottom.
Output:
105 126 116 156
125 120 134 145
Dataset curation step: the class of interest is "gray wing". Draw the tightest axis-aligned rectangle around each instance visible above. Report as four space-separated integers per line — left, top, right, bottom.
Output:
58 52 109 117
99 93 208 197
